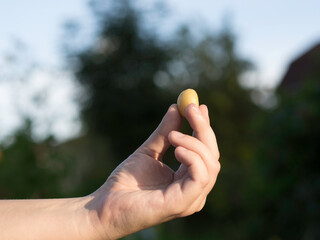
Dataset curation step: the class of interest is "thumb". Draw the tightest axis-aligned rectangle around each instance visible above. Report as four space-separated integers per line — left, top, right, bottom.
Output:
136 104 182 161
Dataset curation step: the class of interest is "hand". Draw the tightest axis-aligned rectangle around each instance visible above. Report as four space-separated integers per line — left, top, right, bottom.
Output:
87 104 220 239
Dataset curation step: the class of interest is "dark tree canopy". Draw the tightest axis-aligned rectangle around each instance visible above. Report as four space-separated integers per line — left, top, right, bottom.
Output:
71 1 259 239
75 0 173 161
0 0 318 239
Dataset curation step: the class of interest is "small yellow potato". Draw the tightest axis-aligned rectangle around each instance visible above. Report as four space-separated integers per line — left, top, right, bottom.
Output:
177 89 199 117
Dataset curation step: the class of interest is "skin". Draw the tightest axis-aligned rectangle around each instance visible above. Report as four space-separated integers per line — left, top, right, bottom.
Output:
0 104 220 240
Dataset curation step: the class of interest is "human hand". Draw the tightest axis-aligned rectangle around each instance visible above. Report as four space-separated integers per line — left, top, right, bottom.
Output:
87 104 220 239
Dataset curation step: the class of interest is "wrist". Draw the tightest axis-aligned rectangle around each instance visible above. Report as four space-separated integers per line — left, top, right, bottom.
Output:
78 194 114 240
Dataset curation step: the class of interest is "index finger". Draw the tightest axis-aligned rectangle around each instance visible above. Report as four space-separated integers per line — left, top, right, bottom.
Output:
185 104 220 159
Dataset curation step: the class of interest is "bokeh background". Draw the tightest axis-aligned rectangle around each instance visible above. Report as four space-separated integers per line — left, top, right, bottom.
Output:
1 0 320 239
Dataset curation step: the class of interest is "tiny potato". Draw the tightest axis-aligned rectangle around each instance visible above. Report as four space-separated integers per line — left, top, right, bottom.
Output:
177 89 199 117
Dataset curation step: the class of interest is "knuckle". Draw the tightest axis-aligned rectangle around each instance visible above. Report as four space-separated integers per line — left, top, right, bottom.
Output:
214 161 221 173
180 206 194 217
199 172 210 186
195 206 202 213
171 201 186 216
196 200 206 212
209 160 221 174
185 209 195 217
215 150 220 160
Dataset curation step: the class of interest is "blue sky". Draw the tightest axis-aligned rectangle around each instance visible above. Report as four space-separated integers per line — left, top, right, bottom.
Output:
1 0 319 85
0 0 320 141
161 0 320 87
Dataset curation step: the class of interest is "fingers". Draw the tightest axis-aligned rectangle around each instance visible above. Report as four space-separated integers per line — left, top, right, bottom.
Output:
199 104 210 125
165 104 221 217
164 146 208 216
137 104 182 161
174 146 208 185
165 141 219 217
168 130 220 191
162 104 221 219
169 131 220 175
186 104 220 159
181 196 207 217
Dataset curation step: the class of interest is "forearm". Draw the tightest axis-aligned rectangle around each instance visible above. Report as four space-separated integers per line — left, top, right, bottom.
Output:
0 197 103 240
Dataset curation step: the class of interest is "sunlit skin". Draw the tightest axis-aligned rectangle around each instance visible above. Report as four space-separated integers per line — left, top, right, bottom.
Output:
87 103 220 239
0 104 220 240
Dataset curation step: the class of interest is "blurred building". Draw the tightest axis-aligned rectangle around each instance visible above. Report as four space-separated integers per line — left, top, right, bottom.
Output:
280 42 320 92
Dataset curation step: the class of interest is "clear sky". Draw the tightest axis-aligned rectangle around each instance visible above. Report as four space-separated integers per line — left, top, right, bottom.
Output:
0 0 320 141
160 0 320 87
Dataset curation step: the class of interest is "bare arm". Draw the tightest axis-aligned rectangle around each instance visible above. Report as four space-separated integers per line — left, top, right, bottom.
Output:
0 104 220 240
0 197 101 240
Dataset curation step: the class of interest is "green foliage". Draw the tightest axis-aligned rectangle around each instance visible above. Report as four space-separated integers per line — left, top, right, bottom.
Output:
0 120 74 199
1 0 318 239
153 27 260 239
71 1 259 239
249 80 320 239
75 0 172 163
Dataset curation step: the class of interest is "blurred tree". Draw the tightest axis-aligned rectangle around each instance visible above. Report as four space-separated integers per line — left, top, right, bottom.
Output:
0 40 79 199
0 0 317 239
156 27 260 240
0 119 74 199
248 44 320 239
67 0 258 239
71 0 173 165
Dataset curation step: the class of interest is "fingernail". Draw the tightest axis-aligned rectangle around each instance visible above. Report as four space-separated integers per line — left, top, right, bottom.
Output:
191 104 200 114
168 104 176 112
